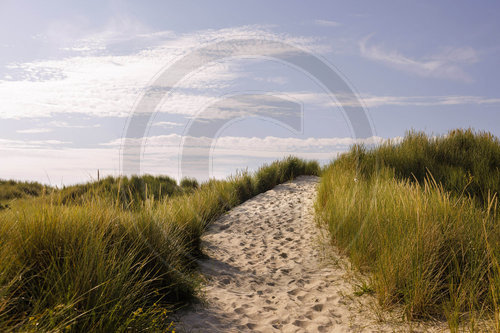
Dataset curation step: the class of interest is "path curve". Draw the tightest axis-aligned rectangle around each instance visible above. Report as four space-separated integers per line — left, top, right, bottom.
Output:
176 176 444 332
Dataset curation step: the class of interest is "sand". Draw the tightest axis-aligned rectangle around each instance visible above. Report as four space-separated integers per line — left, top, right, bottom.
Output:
176 176 446 332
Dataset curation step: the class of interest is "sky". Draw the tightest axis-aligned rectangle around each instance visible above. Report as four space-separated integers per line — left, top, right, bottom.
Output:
1 0 499 184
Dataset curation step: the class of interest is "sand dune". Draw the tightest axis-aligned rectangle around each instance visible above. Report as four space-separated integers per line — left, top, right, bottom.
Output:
176 176 445 332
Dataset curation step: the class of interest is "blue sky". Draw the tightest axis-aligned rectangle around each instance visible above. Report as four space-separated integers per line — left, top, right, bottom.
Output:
1 0 499 184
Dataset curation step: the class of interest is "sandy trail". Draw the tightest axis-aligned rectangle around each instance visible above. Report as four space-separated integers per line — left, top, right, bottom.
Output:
177 176 444 332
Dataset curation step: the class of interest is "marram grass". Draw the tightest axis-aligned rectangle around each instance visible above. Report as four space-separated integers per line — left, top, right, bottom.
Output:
0 156 319 332
316 129 500 330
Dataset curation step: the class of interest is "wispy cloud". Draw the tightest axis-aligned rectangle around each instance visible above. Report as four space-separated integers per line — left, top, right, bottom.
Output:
48 16 169 55
106 133 393 152
248 91 500 109
359 94 500 107
2 133 399 184
314 19 342 27
113 133 399 179
152 121 183 128
359 35 478 82
0 138 69 148
48 121 101 129
0 26 327 120
152 90 500 118
16 128 53 134
254 76 288 85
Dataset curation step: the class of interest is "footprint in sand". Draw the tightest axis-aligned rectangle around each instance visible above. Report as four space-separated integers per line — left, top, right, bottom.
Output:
175 176 446 333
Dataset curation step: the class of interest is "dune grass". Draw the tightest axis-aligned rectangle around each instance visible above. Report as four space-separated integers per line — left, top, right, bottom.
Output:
1 175 184 209
58 174 183 208
352 128 500 206
0 180 47 203
0 156 319 332
315 129 500 329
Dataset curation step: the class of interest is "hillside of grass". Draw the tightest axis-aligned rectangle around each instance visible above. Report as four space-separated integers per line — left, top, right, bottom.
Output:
0 174 201 210
58 174 184 207
0 157 319 332
352 128 500 206
0 180 47 205
315 129 500 330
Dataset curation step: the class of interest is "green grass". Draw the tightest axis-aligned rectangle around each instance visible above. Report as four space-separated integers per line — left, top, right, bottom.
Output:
350 128 500 206
58 174 183 208
1 175 184 209
179 177 199 192
316 129 500 329
0 179 47 203
0 156 319 332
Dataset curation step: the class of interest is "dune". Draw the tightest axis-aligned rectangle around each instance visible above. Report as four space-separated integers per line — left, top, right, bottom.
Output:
176 176 446 332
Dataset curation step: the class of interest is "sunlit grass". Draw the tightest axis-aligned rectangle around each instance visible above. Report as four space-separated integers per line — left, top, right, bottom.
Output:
0 156 319 332
316 129 500 330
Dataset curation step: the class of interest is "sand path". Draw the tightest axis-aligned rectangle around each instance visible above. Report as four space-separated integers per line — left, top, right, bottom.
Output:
177 176 444 332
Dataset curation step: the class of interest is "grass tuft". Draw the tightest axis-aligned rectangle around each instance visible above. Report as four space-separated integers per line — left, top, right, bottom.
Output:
0 156 318 332
0 179 46 202
316 129 500 328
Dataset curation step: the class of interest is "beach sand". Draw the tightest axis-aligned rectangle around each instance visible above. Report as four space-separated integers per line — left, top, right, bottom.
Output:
176 176 446 332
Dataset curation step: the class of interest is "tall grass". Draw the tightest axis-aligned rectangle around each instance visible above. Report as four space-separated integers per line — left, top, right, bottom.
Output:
0 199 192 332
59 174 182 208
0 175 184 208
351 128 500 206
0 156 319 332
0 180 46 202
316 129 500 328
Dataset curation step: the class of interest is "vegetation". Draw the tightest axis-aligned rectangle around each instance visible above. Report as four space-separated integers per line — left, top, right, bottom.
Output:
350 129 500 206
0 180 46 202
11 127 499 330
0 156 319 332
316 129 500 329
179 177 199 193
59 175 182 208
